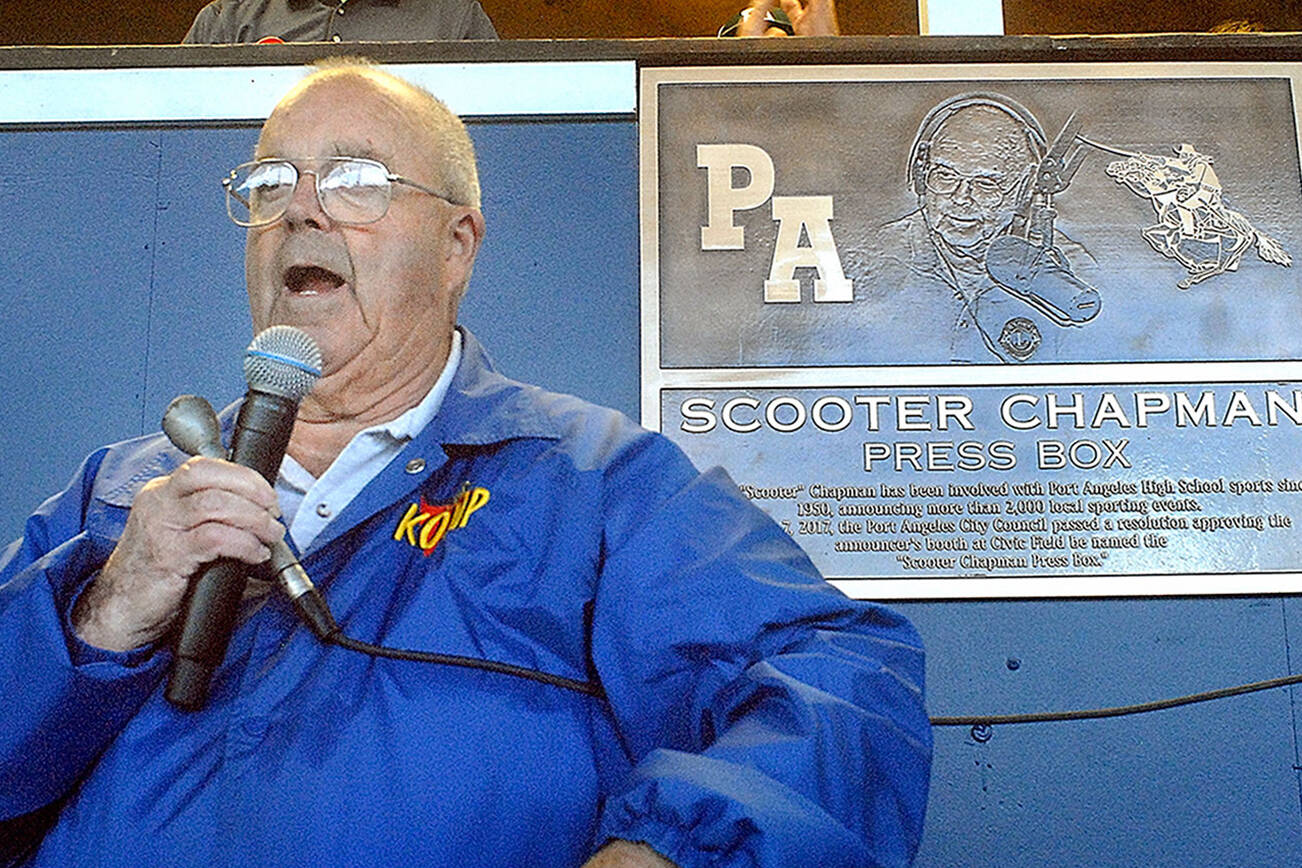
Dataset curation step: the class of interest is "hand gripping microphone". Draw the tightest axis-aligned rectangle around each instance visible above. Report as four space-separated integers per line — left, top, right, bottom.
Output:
164 326 321 711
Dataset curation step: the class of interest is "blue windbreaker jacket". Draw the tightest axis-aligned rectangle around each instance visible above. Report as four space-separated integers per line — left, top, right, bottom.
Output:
0 328 932 867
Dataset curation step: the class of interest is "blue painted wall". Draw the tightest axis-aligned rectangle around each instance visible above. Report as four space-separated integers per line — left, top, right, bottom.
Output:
1 117 1299 867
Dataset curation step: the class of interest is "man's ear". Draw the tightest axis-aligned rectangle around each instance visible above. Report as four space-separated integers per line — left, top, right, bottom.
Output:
444 206 486 289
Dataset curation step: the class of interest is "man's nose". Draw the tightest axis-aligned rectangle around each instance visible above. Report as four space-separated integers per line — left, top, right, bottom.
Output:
283 171 331 230
950 177 976 204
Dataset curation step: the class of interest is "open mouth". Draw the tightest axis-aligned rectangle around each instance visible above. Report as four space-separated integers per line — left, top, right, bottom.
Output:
284 265 347 295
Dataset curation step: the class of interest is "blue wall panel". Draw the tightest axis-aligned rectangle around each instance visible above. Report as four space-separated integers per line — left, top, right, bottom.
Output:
146 126 261 424
902 598 1302 865
462 119 640 418
0 129 159 522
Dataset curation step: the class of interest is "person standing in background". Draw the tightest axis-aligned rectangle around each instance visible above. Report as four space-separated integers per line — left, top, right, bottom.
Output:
183 0 496 44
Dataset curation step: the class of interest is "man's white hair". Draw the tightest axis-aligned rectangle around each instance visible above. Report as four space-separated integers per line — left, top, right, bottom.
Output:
295 57 482 209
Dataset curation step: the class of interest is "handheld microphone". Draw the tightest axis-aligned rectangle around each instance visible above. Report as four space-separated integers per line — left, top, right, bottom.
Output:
164 326 321 711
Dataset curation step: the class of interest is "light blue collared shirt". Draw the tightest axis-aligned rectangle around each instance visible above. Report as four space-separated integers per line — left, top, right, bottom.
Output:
275 330 462 552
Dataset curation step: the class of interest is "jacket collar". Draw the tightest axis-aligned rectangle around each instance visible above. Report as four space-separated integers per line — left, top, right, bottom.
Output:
423 326 565 448
301 326 563 555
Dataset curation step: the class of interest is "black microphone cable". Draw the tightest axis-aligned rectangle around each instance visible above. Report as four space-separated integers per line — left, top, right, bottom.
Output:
272 529 1298 720
278 570 604 699
276 535 1297 722
929 671 1302 728
289 566 1302 720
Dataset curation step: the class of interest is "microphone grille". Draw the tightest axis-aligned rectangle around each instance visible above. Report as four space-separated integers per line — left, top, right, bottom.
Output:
243 326 323 400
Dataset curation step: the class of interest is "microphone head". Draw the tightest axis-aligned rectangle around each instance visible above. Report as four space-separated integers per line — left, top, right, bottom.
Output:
244 326 323 400
162 394 226 459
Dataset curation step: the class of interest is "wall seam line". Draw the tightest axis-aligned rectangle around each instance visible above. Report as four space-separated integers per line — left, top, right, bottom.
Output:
139 133 164 435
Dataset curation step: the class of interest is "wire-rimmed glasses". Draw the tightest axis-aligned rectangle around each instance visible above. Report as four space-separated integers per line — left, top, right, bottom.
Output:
223 156 452 227
924 163 1027 208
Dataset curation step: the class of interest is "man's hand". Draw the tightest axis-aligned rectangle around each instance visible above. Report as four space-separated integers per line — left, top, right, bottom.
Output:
582 840 678 868
736 0 840 37
72 456 285 652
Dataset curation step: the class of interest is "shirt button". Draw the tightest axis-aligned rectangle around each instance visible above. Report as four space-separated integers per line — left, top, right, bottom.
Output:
316 502 332 518
405 458 426 474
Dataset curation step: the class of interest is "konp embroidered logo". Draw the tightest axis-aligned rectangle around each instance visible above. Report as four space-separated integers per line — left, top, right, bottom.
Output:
392 483 490 556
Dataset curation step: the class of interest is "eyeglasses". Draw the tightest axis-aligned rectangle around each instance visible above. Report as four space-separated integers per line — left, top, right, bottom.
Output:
924 164 1025 207
223 157 454 227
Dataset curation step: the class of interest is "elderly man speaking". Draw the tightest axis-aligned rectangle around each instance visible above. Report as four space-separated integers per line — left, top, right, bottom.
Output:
0 61 931 868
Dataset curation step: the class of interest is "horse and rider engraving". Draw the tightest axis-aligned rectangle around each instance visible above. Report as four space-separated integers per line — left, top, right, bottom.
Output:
1103 143 1292 289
